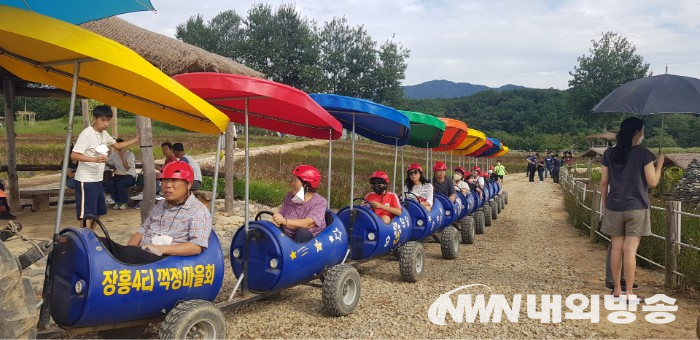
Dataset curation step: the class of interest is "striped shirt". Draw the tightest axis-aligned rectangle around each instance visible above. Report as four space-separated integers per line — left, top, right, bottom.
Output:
138 194 211 248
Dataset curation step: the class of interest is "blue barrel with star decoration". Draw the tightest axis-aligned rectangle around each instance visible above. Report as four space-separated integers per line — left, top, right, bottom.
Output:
230 210 348 292
405 197 445 241
337 205 412 261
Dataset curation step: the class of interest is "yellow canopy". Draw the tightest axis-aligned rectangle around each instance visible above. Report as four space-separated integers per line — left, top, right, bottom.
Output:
450 128 486 155
0 5 229 134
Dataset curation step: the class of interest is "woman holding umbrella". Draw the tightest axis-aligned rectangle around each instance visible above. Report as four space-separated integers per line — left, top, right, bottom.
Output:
600 117 664 301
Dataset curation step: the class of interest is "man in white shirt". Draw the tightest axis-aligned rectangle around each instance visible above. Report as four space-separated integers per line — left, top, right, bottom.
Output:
172 143 202 190
71 105 138 227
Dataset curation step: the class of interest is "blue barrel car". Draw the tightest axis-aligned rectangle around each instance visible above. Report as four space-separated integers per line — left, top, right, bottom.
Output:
230 210 360 316
337 199 425 282
50 227 225 328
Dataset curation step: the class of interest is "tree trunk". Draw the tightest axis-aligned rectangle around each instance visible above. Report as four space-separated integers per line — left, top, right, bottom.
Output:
2 77 20 211
136 116 155 222
81 99 90 128
224 123 235 214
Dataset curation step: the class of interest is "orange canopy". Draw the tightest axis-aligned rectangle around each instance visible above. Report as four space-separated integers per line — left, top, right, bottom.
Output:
432 118 468 151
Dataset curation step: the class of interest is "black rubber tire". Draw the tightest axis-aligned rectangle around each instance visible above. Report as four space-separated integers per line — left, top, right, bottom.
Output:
99 325 148 339
398 241 424 282
490 201 498 220
504 192 509 205
159 300 226 339
498 196 505 211
483 205 493 226
474 211 485 234
322 264 361 316
440 226 459 260
461 217 475 244
0 240 37 339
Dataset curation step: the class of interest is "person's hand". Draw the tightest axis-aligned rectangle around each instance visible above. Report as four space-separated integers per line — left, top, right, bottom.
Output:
95 155 108 163
657 153 665 163
272 212 286 225
369 201 381 209
141 244 163 256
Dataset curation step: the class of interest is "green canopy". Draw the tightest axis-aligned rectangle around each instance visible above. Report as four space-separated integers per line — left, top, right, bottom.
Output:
400 110 446 148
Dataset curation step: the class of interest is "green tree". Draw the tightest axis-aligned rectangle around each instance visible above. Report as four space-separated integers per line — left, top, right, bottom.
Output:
371 38 410 107
568 31 650 128
175 14 217 53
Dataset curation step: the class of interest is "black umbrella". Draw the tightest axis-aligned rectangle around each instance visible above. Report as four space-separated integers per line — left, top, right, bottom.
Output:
592 73 700 115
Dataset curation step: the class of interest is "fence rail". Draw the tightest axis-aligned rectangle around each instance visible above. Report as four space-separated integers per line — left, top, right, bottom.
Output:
560 168 698 289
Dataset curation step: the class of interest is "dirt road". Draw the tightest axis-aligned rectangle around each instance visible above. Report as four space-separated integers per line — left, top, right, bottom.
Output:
4 169 699 338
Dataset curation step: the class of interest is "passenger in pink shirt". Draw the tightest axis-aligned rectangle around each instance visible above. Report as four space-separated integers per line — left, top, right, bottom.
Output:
272 165 327 243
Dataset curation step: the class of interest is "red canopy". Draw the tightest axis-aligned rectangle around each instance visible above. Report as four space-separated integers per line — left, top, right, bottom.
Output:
173 73 343 140
468 139 493 157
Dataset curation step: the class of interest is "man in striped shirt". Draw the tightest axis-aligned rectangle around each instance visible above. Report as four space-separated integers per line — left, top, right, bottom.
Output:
99 161 211 264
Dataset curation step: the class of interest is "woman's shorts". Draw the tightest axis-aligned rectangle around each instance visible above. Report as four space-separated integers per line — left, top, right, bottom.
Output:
601 208 651 237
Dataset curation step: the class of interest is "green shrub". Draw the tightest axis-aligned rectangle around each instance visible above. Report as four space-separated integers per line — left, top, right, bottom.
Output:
200 176 287 207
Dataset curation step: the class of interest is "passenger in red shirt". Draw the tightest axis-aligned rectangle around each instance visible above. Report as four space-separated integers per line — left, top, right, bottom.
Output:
363 171 402 224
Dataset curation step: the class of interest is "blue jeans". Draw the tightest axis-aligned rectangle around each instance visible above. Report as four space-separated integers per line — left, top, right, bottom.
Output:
107 175 136 205
545 165 552 178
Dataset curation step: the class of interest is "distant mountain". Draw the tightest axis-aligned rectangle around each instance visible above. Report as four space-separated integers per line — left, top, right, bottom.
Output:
402 79 525 99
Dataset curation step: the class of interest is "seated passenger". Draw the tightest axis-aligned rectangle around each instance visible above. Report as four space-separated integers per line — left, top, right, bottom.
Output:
106 138 137 210
402 163 433 211
453 166 470 196
98 161 212 264
432 161 456 203
362 171 402 224
467 172 484 199
472 166 486 189
272 165 327 243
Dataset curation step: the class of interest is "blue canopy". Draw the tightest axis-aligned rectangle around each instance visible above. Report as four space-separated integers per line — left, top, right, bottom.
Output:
479 137 503 157
310 94 410 146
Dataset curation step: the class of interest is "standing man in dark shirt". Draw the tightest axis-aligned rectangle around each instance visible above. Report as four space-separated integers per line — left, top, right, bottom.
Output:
432 161 456 202
551 153 561 184
526 153 537 183
544 152 553 179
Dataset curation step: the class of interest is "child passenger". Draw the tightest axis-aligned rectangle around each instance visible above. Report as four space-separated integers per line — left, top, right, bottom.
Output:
363 171 402 224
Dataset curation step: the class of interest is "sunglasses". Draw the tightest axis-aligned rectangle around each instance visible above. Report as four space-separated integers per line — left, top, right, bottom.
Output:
370 179 386 185
408 170 420 175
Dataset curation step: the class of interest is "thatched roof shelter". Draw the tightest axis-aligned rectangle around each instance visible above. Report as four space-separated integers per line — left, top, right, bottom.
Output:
664 153 700 169
586 131 616 140
581 147 607 159
81 17 263 78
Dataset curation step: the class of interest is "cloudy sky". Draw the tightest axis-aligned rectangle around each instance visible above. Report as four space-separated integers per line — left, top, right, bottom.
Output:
121 0 700 90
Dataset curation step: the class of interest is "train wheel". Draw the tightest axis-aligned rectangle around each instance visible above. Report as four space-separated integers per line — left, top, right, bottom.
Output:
0 240 37 339
483 205 493 226
498 196 505 211
322 264 361 316
398 242 424 282
440 226 459 260
474 211 485 234
490 202 498 220
461 217 475 244
504 192 509 205
160 300 225 339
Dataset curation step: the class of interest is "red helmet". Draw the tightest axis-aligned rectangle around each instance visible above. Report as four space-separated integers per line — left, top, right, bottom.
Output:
160 161 194 183
407 163 423 173
370 170 389 184
489 165 494 170
472 166 481 173
454 166 467 175
433 161 447 171
293 165 321 189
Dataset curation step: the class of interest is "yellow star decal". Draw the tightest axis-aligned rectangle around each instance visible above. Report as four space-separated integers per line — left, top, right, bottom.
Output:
314 239 323 252
290 251 297 260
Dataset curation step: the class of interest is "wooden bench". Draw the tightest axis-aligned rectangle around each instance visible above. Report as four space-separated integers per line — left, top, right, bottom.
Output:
19 188 75 212
193 190 213 205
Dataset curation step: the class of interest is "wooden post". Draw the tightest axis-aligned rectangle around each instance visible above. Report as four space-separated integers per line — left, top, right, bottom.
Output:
587 159 592 180
111 106 118 138
665 200 681 289
81 99 90 128
136 116 155 222
224 123 235 214
3 77 20 211
590 185 600 243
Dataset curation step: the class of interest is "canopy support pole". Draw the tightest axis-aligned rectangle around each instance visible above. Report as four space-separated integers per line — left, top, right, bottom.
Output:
350 114 356 211
242 98 250 296
393 140 398 193
327 130 332 209
401 147 405 198
38 60 81 330
210 133 223 217
425 142 429 176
